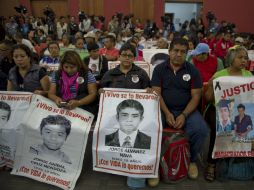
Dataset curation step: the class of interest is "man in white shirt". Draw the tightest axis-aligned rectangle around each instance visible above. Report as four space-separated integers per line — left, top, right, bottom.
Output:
57 16 68 40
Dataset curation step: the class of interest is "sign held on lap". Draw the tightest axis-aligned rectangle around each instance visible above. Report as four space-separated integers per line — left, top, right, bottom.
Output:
93 88 162 178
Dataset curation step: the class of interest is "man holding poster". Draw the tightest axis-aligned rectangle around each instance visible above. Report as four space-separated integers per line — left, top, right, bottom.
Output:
105 99 151 149
151 38 209 180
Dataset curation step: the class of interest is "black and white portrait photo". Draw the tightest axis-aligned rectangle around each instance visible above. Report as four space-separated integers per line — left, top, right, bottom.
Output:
105 99 151 149
29 115 72 164
0 101 11 127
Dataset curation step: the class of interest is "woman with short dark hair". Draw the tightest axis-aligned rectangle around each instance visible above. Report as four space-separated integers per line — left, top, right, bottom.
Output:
7 44 50 96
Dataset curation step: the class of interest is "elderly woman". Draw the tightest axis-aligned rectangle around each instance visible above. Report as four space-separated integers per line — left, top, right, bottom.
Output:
7 44 50 95
204 45 252 182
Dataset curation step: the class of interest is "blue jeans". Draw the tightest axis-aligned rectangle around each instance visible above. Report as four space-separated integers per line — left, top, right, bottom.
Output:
127 177 146 189
162 110 209 162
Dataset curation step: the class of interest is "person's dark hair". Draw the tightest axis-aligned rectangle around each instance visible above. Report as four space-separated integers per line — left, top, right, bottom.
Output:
62 33 71 42
127 37 138 46
12 44 32 58
0 24 6 42
87 42 99 52
150 53 169 66
14 32 23 40
116 99 144 118
48 41 60 50
119 43 136 57
169 37 189 52
1 39 15 50
60 50 88 72
0 101 11 120
105 35 116 43
37 28 45 35
40 115 71 138
75 37 84 43
237 103 245 110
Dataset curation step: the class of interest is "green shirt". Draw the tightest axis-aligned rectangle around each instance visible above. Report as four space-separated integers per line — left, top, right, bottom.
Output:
60 48 89 60
213 69 252 79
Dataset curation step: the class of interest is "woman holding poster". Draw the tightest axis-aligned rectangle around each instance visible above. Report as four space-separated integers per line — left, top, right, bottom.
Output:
48 50 98 115
205 45 253 182
7 44 50 96
100 43 157 189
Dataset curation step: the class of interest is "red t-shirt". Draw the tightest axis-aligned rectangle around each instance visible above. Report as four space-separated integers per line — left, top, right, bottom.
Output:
99 47 119 59
215 39 233 59
192 55 218 83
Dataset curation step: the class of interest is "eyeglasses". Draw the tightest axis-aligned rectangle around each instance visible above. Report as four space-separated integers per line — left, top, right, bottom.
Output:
120 53 134 58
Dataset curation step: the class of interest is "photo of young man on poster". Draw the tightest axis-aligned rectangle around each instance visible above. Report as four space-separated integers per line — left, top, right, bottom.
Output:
105 99 151 149
0 101 12 168
234 103 253 139
29 115 72 164
216 99 234 134
0 101 11 127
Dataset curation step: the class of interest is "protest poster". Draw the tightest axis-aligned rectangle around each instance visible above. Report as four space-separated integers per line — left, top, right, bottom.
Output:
11 95 94 190
142 49 168 64
93 88 162 178
108 61 153 79
45 64 60 73
0 91 33 168
39 64 59 81
212 76 254 158
142 40 157 49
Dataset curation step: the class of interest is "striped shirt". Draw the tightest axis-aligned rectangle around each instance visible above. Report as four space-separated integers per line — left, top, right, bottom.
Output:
51 71 96 98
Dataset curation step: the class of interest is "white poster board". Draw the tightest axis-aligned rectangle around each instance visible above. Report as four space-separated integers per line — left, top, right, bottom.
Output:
212 76 254 158
142 49 168 64
11 95 94 190
0 91 33 168
93 88 162 178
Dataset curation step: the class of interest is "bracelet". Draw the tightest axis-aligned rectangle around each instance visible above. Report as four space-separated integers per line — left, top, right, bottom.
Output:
181 112 188 119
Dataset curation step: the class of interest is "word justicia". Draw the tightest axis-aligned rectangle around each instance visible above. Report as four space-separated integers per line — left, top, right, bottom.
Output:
220 81 254 99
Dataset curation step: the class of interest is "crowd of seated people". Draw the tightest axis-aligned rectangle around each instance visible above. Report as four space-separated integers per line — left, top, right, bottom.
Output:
0 11 254 188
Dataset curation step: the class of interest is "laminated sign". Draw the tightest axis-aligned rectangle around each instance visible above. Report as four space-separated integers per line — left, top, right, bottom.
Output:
0 91 33 168
212 76 254 158
11 95 94 190
93 88 162 178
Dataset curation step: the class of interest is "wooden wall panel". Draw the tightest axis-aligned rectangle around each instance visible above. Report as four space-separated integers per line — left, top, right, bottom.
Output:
165 0 203 2
79 0 104 16
30 0 69 18
130 0 154 23
0 0 19 17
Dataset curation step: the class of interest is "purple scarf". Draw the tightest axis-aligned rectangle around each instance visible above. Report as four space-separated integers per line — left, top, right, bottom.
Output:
61 71 79 101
